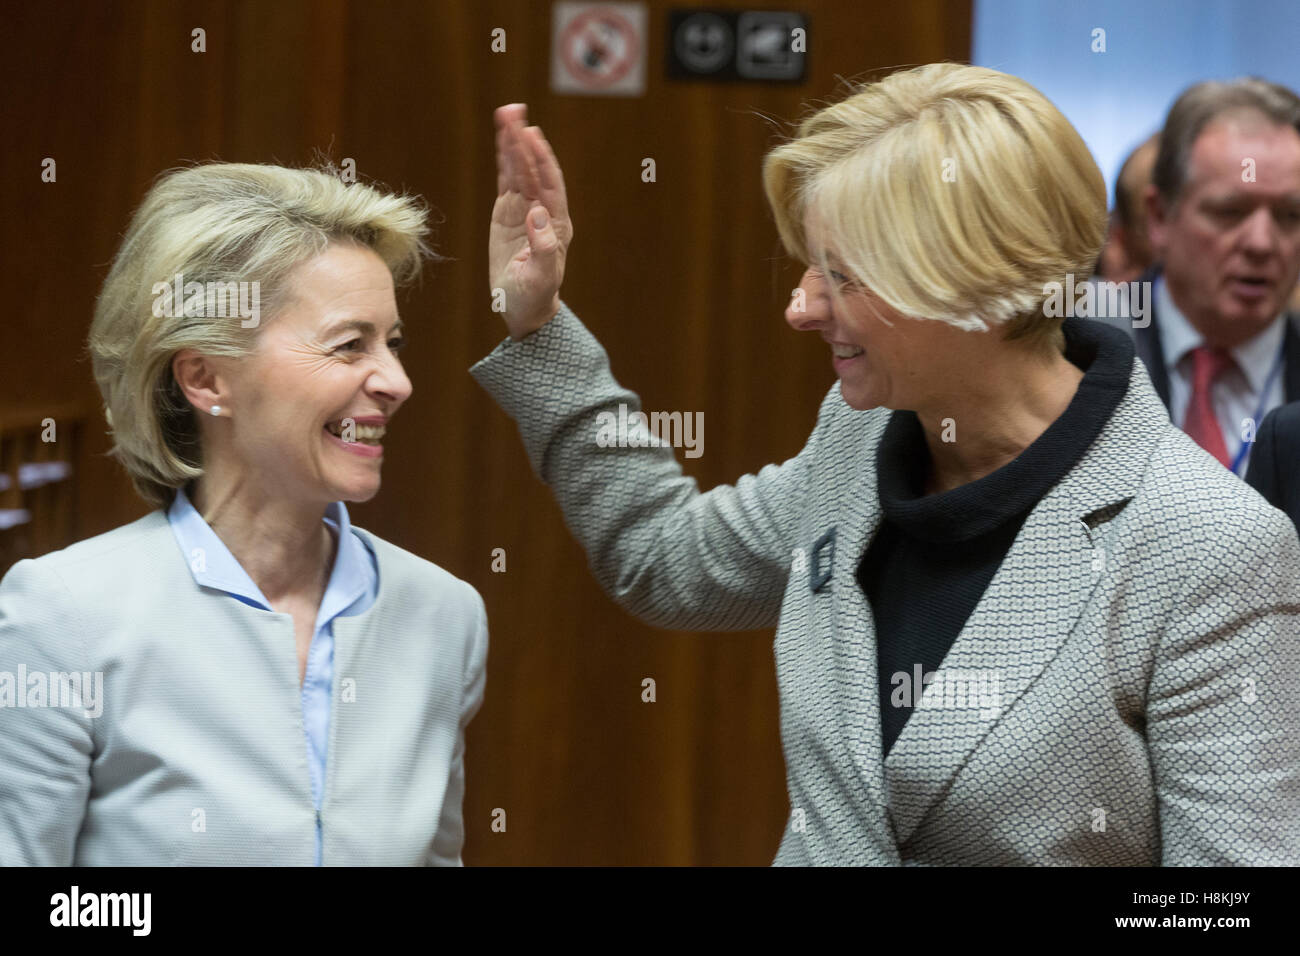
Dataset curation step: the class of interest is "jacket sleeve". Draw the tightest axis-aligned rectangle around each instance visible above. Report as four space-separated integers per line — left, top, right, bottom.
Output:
1148 509 1300 865
469 301 832 632
0 558 95 866
429 583 488 866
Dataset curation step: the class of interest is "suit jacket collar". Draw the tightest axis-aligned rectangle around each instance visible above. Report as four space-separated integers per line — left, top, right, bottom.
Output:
1285 315 1300 405
827 342 1171 852
1134 266 1172 408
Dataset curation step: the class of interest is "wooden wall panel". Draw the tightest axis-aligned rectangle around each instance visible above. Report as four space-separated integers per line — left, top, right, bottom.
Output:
0 0 971 864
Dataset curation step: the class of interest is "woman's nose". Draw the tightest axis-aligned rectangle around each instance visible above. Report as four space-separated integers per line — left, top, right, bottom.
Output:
370 353 413 407
785 270 828 331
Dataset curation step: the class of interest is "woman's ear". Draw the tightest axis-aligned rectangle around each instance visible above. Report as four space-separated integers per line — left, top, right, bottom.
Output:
172 349 227 416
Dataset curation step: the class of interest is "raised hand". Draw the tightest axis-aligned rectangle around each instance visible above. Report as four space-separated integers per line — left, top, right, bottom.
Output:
490 104 574 340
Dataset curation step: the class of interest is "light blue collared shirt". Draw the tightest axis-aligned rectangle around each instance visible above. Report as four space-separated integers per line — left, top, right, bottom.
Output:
1156 275 1287 475
167 485 379 865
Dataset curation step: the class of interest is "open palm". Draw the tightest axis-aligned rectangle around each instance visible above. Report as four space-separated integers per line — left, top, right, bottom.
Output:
490 104 573 339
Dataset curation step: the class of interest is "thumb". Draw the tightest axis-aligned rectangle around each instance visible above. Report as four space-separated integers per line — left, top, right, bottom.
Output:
528 205 559 259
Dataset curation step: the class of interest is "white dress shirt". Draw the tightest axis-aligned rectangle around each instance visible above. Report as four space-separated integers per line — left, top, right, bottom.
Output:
1157 276 1287 475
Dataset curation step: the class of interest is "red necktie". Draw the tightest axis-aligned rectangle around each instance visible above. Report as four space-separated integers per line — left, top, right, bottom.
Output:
1182 345 1236 468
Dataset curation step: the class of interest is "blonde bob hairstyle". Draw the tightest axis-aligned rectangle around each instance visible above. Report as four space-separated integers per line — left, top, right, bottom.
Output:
88 162 432 510
763 62 1107 352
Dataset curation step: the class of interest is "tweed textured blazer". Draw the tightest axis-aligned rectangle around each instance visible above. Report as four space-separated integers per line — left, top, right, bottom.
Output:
471 302 1300 866
0 512 487 866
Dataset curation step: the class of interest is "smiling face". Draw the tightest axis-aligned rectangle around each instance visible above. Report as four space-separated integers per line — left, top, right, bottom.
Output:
205 241 412 506
1149 113 1300 347
784 212 977 412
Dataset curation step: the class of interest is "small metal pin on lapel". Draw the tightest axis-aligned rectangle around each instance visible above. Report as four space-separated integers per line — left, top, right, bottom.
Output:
810 526 836 592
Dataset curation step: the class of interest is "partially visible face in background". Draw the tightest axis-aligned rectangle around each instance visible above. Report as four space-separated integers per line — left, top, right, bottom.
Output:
1149 113 1300 348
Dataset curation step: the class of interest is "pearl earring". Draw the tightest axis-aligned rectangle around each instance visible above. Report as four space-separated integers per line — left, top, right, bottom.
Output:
210 405 222 416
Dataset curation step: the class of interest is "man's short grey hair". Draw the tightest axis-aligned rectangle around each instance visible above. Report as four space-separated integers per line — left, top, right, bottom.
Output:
1153 77 1300 207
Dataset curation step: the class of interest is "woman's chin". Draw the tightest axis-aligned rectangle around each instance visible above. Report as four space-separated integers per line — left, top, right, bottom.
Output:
329 473 382 504
840 381 885 412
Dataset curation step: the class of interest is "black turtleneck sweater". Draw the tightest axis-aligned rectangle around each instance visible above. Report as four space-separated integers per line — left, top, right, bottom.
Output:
859 316 1135 758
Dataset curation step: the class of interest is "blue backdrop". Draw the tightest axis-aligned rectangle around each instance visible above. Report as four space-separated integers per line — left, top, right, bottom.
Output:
972 0 1300 204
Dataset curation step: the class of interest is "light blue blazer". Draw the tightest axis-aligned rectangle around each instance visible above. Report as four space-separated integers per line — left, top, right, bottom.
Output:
0 510 487 865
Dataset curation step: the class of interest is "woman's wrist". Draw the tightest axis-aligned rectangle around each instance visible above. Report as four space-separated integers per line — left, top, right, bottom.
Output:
509 294 562 341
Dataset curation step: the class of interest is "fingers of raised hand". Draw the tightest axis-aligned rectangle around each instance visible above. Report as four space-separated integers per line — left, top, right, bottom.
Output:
494 104 529 195
496 122 542 199
494 105 564 208
490 190 532 231
495 125 520 196
514 130 544 198
524 127 567 211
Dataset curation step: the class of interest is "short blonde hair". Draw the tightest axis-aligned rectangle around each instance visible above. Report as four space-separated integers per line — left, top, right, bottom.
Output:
763 63 1107 350
88 162 432 510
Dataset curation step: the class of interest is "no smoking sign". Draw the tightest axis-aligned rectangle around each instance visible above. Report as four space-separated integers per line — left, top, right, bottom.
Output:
551 2 647 96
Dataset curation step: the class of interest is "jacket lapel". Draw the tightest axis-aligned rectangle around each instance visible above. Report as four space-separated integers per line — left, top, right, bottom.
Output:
1135 268 1172 412
826 419 898 850
878 358 1170 849
1284 313 1300 403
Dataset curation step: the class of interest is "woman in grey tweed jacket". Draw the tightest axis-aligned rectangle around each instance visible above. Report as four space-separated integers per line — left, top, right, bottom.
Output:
477 65 1300 865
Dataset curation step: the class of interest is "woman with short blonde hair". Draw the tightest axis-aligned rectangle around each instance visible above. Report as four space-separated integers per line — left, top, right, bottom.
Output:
0 162 487 866
475 63 1300 865
763 62 1106 352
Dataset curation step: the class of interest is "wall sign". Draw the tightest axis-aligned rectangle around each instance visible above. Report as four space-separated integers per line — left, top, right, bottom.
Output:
551 2 648 96
667 9 807 82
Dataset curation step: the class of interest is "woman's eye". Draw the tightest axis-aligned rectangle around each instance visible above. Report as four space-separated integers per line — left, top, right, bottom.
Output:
829 270 850 284
333 335 405 355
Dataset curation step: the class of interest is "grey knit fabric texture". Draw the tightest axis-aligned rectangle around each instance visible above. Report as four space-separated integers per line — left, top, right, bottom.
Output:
471 302 1300 866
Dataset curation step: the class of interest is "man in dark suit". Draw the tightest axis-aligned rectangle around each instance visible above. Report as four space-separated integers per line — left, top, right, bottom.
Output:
1116 78 1300 479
